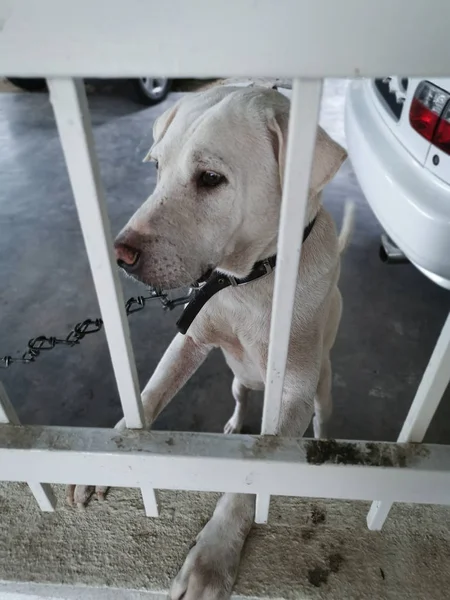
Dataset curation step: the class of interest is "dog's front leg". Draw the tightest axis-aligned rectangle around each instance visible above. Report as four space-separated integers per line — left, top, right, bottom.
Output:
68 333 211 508
116 333 212 430
170 375 318 600
170 492 255 600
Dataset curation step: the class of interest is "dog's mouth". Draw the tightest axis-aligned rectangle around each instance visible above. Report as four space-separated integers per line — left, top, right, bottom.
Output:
119 255 217 297
144 266 215 297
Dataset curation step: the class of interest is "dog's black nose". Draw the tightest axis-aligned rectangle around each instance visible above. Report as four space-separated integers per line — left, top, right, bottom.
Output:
114 242 141 272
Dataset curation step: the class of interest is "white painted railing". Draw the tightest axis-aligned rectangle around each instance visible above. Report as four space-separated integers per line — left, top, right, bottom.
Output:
1 0 450 531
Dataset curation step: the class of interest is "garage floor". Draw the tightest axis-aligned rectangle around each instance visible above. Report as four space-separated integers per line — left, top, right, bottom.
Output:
0 79 449 444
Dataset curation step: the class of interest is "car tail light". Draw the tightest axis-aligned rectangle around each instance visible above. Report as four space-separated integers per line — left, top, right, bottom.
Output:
433 103 450 154
409 81 450 142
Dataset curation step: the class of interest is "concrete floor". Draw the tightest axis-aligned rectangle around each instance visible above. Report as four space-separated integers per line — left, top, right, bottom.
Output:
0 80 449 442
2 484 450 600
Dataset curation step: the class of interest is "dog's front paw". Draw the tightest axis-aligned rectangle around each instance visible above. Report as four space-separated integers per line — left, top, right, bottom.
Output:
223 409 244 434
66 484 108 508
170 521 243 600
65 418 126 508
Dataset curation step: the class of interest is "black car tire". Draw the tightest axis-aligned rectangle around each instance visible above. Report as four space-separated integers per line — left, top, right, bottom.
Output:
7 78 47 92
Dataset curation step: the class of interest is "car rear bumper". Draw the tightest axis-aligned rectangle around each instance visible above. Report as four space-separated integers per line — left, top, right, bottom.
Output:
345 79 450 286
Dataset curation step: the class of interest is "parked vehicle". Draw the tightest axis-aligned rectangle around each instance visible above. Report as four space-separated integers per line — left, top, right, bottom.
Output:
346 77 450 288
6 77 172 106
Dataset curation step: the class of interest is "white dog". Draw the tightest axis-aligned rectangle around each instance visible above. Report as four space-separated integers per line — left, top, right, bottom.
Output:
68 86 351 600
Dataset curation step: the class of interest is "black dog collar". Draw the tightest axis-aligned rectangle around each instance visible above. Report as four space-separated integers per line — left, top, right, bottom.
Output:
176 216 317 334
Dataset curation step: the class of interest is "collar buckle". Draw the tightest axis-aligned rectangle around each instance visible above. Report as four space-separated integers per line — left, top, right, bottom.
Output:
261 258 274 275
228 257 274 288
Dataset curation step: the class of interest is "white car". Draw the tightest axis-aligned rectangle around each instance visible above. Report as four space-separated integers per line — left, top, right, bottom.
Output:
345 77 450 289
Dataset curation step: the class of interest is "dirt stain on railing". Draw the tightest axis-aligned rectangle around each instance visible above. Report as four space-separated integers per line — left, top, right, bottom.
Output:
305 439 429 467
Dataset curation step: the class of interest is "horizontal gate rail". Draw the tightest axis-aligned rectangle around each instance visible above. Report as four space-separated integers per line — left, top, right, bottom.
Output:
1 0 450 78
1 426 449 506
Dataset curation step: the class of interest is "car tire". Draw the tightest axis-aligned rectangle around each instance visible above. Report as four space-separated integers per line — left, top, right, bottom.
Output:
130 78 172 106
6 78 47 92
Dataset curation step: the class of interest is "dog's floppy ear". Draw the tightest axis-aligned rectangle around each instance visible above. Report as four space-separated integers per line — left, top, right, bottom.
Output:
268 109 347 195
143 101 180 162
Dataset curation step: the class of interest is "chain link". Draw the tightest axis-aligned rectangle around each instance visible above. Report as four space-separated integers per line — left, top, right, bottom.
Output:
0 288 190 368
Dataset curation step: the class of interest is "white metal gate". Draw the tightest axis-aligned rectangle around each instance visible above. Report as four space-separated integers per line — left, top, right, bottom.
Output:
1 0 450 532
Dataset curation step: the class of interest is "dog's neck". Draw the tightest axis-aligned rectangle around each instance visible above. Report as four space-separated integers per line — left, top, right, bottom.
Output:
217 235 278 279
218 199 320 279
177 213 318 334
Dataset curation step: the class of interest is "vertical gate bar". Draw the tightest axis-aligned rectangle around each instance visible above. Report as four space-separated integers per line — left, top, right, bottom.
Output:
254 493 271 525
0 383 56 511
48 78 158 516
367 310 450 530
47 78 144 431
256 78 323 524
141 485 159 517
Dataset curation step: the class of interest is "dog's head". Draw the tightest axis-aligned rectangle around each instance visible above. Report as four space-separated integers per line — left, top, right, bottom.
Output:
114 86 346 289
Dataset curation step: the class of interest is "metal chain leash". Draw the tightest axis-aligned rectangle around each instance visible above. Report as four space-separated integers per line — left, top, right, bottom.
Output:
0 287 196 368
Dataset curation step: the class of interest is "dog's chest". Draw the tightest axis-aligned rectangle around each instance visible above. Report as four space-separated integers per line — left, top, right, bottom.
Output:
197 294 269 387
212 327 264 387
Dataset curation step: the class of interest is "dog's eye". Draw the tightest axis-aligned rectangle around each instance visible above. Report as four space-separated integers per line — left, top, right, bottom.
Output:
154 160 159 170
199 171 225 187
